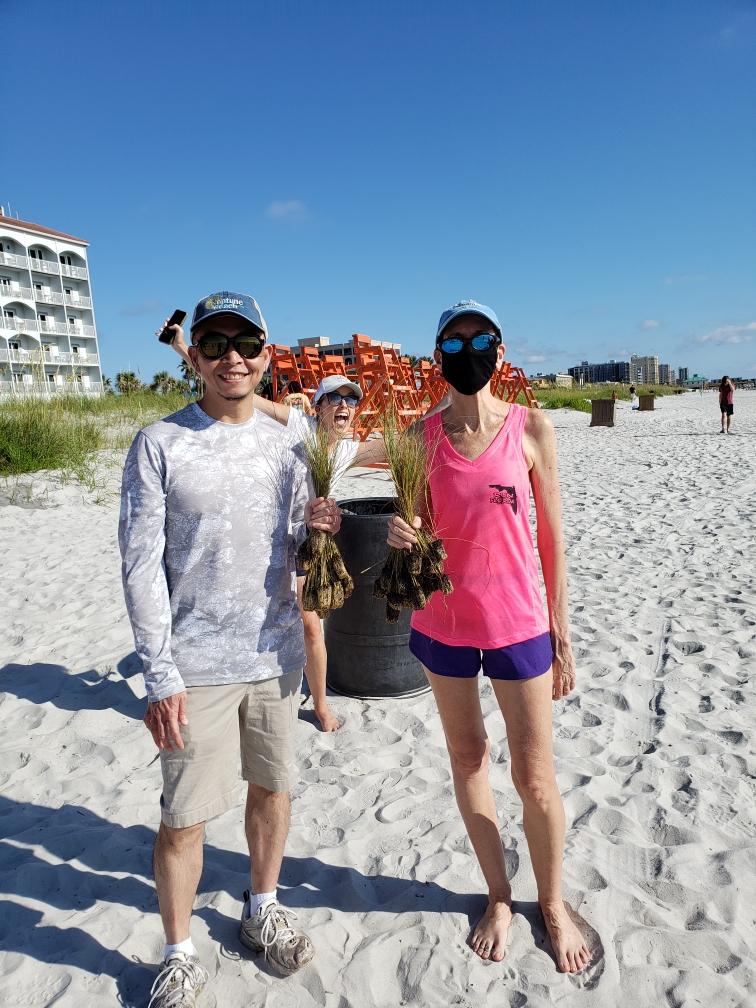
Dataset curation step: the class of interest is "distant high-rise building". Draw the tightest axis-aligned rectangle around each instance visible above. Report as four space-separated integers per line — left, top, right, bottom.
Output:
568 359 630 383
678 367 689 382
630 355 659 384
0 212 103 397
658 363 675 385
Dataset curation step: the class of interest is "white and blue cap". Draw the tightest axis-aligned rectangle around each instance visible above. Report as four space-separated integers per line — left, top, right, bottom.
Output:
436 299 502 344
313 373 363 404
190 291 268 335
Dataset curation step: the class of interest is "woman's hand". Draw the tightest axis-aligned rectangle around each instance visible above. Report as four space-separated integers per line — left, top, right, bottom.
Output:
306 497 342 534
156 319 194 369
387 514 421 550
551 637 576 700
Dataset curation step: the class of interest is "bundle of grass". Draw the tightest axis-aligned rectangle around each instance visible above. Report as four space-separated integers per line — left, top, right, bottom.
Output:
297 424 354 618
373 410 452 623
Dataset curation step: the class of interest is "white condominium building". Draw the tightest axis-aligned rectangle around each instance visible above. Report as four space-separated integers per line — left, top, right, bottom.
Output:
629 354 659 385
0 212 103 397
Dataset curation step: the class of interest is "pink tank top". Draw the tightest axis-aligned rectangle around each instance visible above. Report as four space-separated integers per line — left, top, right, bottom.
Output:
411 404 549 649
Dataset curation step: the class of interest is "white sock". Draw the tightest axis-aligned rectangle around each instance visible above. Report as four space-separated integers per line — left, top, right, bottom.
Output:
163 936 196 961
247 890 277 917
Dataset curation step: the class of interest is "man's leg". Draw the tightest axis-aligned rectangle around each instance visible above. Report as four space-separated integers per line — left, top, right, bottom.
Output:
238 672 314 974
154 822 205 944
245 784 290 893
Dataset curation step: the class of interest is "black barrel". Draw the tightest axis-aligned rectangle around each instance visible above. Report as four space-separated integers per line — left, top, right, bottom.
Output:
324 497 430 699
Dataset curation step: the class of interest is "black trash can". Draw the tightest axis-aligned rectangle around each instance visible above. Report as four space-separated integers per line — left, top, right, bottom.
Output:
324 497 430 699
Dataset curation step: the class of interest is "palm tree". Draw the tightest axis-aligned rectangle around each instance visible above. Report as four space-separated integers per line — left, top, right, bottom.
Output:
150 370 180 394
102 375 114 394
116 371 142 395
178 360 203 397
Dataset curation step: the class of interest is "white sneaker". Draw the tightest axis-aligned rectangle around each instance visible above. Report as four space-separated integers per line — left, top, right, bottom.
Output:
147 952 209 1008
239 891 314 975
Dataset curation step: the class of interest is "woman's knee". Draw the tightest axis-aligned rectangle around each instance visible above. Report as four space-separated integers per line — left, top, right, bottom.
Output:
448 736 490 778
511 764 558 807
302 610 322 644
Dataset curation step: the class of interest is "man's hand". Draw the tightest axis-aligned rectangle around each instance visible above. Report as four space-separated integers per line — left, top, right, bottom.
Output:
144 691 189 751
387 514 421 550
305 497 342 534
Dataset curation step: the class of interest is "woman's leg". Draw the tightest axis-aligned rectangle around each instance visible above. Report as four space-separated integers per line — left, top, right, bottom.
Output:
720 410 725 432
425 667 512 961
492 672 590 973
297 577 341 732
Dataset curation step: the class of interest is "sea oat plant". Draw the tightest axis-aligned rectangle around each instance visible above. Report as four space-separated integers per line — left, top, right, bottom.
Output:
297 423 354 617
373 407 452 623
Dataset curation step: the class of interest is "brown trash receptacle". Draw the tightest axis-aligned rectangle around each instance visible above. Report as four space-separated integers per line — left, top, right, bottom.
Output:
638 394 655 411
589 399 615 427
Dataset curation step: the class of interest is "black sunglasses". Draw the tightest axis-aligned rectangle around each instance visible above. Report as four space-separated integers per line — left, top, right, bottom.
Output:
438 332 499 354
321 391 360 407
194 329 266 360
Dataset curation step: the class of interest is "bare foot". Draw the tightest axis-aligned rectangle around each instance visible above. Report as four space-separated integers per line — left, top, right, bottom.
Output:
314 702 342 732
469 899 513 962
541 901 591 973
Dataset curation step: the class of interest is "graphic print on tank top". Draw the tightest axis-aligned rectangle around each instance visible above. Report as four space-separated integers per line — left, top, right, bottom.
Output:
412 404 549 650
488 484 517 513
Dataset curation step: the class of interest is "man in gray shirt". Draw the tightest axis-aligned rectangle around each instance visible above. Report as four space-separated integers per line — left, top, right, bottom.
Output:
120 291 341 1008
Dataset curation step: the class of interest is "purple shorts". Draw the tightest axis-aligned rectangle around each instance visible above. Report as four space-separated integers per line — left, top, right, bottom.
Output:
409 628 553 681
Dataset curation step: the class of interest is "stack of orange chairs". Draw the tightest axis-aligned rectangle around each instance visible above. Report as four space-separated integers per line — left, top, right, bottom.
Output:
349 335 428 440
269 335 538 435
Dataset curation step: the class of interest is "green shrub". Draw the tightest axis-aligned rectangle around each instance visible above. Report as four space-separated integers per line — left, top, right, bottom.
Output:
0 398 105 476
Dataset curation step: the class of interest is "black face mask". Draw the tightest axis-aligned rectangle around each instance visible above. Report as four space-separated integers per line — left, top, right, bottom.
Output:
440 343 498 395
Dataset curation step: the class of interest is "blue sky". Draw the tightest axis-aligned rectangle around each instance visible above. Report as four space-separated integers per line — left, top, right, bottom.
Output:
4 1 755 381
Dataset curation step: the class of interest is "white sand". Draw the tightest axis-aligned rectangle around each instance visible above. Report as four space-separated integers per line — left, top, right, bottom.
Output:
0 390 754 1007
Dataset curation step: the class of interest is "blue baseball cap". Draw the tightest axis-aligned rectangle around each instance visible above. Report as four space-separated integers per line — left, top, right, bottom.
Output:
190 291 268 335
436 300 502 343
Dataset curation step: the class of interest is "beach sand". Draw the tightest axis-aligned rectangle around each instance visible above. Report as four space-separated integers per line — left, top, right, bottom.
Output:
0 390 754 1006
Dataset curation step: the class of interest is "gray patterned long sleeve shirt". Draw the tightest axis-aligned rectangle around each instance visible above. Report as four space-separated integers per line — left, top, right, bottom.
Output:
119 403 309 703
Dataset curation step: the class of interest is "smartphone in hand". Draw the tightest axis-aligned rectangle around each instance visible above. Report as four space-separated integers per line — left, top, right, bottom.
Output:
158 309 187 344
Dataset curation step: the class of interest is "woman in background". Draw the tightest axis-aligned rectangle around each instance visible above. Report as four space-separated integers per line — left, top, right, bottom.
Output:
719 376 735 434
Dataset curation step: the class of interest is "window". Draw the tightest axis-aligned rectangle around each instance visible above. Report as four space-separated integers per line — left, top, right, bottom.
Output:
38 313 47 322
10 341 19 350
72 344 79 354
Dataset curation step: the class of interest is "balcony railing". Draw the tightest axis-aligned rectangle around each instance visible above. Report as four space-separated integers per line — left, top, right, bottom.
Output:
67 323 95 337
29 258 60 275
1 286 33 301
2 317 38 332
61 263 88 280
64 294 92 308
0 252 28 269
71 352 100 366
34 290 64 305
38 320 69 335
0 380 104 398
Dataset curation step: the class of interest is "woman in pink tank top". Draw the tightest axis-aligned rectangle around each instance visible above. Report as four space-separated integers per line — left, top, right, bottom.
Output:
389 301 590 974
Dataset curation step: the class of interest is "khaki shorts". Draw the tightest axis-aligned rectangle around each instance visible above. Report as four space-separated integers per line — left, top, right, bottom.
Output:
159 671 302 829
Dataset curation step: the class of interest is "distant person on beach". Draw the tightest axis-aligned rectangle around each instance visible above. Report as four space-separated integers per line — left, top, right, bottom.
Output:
281 379 314 414
166 327 383 732
388 300 591 974
719 376 735 433
123 291 342 1007
629 384 639 410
